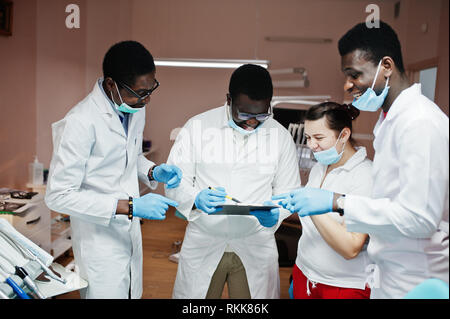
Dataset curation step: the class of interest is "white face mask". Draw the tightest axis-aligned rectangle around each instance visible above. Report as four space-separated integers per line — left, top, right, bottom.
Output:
111 82 143 114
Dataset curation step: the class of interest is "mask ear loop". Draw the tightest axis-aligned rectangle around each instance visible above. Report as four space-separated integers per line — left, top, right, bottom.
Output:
114 81 125 104
226 98 233 121
334 130 347 156
370 60 383 90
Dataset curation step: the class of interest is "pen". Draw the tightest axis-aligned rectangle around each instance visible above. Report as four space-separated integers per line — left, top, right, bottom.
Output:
208 187 242 203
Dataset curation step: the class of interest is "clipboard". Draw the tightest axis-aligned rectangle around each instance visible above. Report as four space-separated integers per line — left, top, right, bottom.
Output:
214 203 280 215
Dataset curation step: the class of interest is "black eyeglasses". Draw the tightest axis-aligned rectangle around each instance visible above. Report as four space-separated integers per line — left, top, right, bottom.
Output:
118 79 160 105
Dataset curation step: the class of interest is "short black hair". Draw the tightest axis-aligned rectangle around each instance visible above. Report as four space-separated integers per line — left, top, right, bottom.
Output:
103 40 155 86
338 21 405 74
229 64 273 101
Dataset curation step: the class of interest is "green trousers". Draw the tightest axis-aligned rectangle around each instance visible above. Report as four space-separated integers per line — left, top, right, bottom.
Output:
206 252 251 299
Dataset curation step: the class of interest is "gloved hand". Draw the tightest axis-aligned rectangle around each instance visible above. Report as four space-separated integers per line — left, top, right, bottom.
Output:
132 193 178 220
152 164 183 189
272 187 334 217
250 201 280 227
271 192 294 212
194 187 226 214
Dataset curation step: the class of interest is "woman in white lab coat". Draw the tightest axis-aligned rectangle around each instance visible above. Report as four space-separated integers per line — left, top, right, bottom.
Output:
45 41 181 299
289 102 373 298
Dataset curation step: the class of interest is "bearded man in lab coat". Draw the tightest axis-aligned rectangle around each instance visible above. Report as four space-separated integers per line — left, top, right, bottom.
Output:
274 21 449 299
45 41 181 299
166 64 301 298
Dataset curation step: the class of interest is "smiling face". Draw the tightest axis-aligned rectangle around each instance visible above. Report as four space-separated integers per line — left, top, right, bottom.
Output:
304 117 349 153
341 49 390 101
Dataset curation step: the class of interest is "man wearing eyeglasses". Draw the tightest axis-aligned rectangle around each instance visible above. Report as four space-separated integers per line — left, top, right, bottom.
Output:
166 64 301 299
45 41 181 299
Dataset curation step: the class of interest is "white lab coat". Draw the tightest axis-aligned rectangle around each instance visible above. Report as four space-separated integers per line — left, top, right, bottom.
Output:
344 84 449 298
45 79 157 299
166 105 301 298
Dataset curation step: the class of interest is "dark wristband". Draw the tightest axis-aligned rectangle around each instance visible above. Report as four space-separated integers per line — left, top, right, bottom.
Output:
128 196 133 220
336 194 345 216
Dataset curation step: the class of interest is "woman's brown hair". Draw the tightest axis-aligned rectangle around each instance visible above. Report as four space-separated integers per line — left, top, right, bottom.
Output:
305 102 360 146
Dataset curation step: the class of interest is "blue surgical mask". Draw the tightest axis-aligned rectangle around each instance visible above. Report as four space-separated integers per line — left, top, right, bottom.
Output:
227 103 261 135
313 131 346 165
352 60 390 112
111 82 143 114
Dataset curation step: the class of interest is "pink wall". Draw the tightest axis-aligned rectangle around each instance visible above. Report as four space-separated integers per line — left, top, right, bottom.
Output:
133 0 398 171
435 0 449 114
0 0 37 189
0 0 448 190
36 0 87 167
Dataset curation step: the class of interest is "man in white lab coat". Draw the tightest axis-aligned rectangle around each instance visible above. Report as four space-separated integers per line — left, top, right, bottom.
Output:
45 41 181 298
274 21 449 298
166 64 301 298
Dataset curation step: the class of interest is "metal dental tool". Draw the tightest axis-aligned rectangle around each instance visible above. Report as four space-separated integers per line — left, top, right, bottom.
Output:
0 247 45 299
28 252 66 285
0 231 67 285
0 289 9 299
15 266 46 299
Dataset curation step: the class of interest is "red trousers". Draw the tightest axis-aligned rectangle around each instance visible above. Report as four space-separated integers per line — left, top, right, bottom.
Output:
292 264 371 299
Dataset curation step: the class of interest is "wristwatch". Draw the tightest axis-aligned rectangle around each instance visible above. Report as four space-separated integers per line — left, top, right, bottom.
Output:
336 194 345 216
148 165 157 181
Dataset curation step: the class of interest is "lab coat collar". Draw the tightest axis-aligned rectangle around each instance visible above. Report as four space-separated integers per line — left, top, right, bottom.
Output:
92 78 116 115
91 78 129 139
373 83 421 137
341 146 368 171
382 83 421 122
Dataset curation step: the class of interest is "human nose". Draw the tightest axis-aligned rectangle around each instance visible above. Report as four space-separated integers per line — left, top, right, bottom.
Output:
307 140 318 151
344 78 354 93
246 117 259 126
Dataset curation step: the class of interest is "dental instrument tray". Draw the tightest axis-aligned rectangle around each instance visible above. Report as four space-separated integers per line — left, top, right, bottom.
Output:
214 203 280 215
0 219 88 299
0 191 44 214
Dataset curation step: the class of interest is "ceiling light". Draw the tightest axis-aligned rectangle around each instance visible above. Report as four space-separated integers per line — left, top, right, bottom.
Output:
154 58 269 69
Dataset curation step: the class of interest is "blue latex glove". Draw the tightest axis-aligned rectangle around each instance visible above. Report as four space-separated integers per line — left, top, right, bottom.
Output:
271 192 294 212
132 193 178 220
152 164 183 189
288 280 294 299
194 187 226 214
272 187 334 217
250 201 280 227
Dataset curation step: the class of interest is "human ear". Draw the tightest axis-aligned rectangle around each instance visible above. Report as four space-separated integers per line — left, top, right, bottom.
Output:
341 127 351 144
226 93 231 106
381 56 394 78
104 77 115 94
